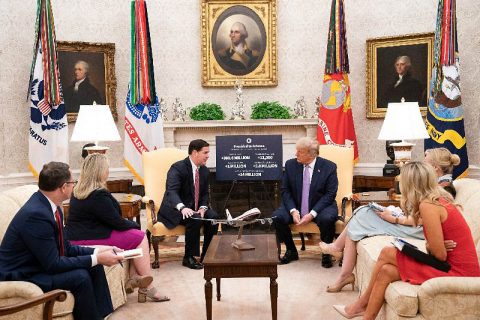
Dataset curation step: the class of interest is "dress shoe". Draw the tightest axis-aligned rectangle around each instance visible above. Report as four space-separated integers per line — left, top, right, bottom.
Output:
319 241 343 259
332 305 365 319
182 256 203 270
322 254 333 268
280 250 299 264
326 273 355 293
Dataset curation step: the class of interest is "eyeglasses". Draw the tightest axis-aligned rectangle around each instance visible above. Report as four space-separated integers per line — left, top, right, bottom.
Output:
64 181 77 186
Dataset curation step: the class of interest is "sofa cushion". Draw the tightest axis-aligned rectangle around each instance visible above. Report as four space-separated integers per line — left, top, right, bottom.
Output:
0 194 21 240
2 185 38 207
385 281 420 317
453 178 480 245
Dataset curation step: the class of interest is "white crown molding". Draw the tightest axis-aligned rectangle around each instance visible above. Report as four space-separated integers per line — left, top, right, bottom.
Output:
1 164 479 191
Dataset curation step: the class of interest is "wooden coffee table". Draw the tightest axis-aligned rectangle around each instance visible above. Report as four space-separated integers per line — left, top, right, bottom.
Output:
203 234 278 320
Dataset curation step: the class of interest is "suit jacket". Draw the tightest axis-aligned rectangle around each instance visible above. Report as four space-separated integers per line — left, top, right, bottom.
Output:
66 189 139 241
158 157 210 228
0 191 94 290
280 157 338 215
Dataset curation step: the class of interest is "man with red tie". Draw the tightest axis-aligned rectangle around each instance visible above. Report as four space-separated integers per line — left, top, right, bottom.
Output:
158 139 219 269
0 162 123 320
273 137 339 267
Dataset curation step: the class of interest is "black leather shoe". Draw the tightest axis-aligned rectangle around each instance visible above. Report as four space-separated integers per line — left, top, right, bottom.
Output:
280 250 299 264
182 256 203 270
322 254 333 268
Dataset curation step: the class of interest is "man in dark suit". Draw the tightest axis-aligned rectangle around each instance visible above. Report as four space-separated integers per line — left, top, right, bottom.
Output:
0 162 123 320
158 139 219 270
273 137 338 268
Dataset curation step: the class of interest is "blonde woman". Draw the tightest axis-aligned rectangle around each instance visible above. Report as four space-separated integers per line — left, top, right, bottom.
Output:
65 154 169 303
320 148 460 293
333 162 480 319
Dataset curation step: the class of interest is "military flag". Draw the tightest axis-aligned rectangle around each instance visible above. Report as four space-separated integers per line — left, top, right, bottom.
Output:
28 0 68 177
425 0 468 178
317 0 358 162
124 0 164 184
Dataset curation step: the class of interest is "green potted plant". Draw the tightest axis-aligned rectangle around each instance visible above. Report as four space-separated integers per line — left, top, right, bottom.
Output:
250 101 292 119
189 102 225 120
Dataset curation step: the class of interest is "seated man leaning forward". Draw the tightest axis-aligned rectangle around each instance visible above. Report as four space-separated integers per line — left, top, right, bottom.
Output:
0 162 123 320
273 137 338 267
158 139 219 270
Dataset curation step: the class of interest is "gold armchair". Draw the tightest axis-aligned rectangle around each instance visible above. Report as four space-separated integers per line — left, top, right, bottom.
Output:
289 144 354 250
142 148 188 268
0 282 67 320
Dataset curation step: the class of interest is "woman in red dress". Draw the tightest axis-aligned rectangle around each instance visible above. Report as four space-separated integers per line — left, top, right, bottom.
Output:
333 161 480 319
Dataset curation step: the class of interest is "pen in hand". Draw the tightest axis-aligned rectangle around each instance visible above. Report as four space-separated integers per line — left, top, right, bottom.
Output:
112 249 124 267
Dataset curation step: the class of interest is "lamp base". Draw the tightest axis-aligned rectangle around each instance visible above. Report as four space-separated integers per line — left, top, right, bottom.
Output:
383 162 400 177
85 146 109 154
390 141 415 166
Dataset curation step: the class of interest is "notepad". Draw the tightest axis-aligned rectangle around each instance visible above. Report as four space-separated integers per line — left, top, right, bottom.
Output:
118 248 143 260
392 238 451 272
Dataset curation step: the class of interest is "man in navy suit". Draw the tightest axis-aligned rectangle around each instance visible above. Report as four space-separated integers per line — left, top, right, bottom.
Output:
158 139 219 270
273 137 338 267
0 162 123 320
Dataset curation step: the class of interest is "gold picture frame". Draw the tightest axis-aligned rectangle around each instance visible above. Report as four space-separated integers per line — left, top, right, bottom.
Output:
57 41 117 122
201 0 277 87
366 33 434 118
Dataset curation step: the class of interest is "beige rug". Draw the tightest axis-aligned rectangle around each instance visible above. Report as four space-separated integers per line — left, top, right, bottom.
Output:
109 243 358 320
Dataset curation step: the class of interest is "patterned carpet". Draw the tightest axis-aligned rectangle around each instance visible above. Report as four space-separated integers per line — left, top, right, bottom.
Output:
110 242 355 320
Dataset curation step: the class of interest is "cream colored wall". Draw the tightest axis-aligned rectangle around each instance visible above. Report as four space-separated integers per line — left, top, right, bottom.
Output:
0 0 479 178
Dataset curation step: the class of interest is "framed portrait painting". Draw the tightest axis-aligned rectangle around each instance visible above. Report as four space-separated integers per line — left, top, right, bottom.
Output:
366 33 434 118
201 0 277 87
57 41 117 122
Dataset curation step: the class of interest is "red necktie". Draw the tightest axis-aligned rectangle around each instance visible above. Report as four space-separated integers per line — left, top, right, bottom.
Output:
55 208 65 256
194 168 200 211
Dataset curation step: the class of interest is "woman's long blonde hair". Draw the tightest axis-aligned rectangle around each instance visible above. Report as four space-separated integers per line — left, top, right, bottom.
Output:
73 153 109 199
400 162 454 225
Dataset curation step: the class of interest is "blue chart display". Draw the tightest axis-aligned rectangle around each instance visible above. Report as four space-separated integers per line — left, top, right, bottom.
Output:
216 135 282 181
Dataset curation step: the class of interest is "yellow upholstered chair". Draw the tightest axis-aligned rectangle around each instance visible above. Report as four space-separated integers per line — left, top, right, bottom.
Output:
289 144 354 250
142 147 188 268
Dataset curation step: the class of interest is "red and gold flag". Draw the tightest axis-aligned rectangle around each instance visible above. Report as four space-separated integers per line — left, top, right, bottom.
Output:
317 0 358 162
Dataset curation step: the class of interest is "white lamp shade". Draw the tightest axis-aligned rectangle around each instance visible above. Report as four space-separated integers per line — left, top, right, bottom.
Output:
71 105 120 142
378 102 429 140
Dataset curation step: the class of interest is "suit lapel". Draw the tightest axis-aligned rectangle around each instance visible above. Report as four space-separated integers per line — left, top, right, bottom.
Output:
295 162 303 204
309 157 322 202
185 157 195 199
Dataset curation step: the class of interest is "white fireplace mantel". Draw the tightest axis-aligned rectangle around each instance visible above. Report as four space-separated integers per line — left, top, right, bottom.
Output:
163 119 318 168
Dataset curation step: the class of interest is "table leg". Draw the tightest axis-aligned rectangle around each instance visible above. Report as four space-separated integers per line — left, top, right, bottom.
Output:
216 278 221 301
136 215 141 228
270 276 278 320
205 277 212 320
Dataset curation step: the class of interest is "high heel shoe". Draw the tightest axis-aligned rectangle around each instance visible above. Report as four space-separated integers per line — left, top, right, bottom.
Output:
125 275 153 294
319 241 343 259
138 287 170 303
326 273 355 293
332 305 364 319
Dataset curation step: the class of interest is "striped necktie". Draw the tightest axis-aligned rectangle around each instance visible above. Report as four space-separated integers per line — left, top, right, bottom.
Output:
55 207 65 256
194 168 200 211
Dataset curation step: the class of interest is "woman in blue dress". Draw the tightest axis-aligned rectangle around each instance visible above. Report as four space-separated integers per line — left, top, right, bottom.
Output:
319 148 460 292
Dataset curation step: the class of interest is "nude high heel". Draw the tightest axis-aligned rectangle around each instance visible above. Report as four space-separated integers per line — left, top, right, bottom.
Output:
326 273 355 293
319 241 343 260
138 287 170 303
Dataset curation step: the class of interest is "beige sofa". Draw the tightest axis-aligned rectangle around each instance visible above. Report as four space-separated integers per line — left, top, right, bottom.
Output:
0 185 128 319
355 178 480 319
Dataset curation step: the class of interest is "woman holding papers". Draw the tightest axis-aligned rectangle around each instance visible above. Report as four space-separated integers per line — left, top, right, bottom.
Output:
333 162 479 319
66 153 169 303
320 147 459 293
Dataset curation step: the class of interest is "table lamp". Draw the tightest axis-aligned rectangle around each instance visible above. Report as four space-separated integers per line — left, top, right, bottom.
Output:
378 101 429 197
70 105 121 154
